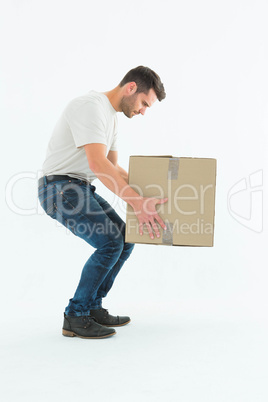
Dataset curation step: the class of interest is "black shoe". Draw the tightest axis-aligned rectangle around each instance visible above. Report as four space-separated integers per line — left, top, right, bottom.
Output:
62 313 116 339
90 308 131 327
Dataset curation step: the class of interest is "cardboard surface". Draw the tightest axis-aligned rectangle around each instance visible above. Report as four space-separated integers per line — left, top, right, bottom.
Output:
125 156 217 247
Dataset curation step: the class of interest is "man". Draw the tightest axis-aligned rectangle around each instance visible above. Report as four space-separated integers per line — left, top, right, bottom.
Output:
38 66 167 339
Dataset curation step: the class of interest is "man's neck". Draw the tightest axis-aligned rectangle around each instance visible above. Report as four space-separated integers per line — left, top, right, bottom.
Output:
103 86 122 112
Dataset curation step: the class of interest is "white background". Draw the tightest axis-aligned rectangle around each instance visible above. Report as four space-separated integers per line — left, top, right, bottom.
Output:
1 0 268 401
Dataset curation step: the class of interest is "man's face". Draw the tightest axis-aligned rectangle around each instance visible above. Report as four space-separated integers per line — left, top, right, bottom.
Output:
120 88 157 118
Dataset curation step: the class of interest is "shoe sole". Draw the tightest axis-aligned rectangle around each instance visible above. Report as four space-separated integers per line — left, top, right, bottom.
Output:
62 329 116 339
100 319 131 327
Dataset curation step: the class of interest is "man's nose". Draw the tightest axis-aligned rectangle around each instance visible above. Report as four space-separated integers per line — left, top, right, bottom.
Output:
139 107 146 115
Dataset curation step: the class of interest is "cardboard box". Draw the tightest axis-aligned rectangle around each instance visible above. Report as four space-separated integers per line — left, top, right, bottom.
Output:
125 156 217 247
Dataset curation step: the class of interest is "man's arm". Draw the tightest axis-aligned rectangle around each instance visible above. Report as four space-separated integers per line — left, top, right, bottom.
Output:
107 150 128 182
84 143 168 238
85 144 137 206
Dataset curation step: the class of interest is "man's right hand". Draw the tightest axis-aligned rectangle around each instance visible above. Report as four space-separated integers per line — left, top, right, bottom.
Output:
132 196 168 239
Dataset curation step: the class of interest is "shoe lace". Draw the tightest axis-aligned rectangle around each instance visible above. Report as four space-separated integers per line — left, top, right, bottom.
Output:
82 316 97 328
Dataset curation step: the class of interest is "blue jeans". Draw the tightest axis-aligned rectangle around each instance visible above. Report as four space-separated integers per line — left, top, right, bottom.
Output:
38 177 135 316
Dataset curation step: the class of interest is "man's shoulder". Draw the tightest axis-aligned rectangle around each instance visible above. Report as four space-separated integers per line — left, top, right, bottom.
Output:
69 90 105 107
64 90 108 118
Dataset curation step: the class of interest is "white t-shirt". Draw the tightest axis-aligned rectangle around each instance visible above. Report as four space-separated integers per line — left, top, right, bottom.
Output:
41 90 118 183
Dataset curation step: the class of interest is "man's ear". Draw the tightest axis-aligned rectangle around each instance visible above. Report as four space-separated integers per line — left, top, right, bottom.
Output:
126 81 137 95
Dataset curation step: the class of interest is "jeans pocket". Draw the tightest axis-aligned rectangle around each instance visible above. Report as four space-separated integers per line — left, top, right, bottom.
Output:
54 182 88 215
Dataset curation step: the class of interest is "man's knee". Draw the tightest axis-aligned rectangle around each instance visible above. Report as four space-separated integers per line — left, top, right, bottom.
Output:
121 242 135 261
125 242 135 252
99 233 125 258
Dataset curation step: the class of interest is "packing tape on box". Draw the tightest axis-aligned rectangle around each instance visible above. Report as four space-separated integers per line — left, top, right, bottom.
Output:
168 157 180 180
162 221 173 245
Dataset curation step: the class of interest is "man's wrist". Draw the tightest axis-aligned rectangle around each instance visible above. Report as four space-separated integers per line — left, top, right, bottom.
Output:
124 194 143 210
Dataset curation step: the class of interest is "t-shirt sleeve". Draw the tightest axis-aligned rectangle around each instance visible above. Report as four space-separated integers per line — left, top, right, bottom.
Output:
67 101 108 148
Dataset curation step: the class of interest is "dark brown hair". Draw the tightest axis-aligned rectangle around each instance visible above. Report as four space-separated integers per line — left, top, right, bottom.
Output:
119 66 166 101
